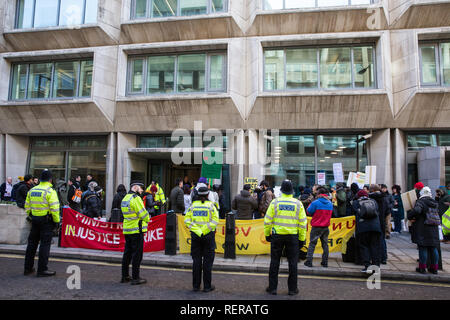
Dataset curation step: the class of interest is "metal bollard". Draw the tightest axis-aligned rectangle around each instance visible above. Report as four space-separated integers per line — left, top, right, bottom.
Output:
224 212 236 259
165 210 177 255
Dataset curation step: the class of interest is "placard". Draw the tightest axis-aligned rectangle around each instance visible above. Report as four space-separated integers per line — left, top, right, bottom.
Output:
333 163 344 183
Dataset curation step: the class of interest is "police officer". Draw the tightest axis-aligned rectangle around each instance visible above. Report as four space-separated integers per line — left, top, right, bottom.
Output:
264 180 307 295
121 181 149 285
146 181 166 214
184 186 219 292
24 170 60 277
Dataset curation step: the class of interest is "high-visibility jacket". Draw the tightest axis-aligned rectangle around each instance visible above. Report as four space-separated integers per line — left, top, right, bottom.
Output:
443 207 450 236
145 184 166 210
121 192 150 235
24 182 60 223
264 193 307 241
184 200 219 237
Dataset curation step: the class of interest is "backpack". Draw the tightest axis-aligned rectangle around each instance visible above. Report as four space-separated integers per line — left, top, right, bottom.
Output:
72 188 82 203
359 199 378 219
424 206 440 226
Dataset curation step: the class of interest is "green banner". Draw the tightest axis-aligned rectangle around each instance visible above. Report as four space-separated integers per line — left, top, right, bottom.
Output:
201 149 223 180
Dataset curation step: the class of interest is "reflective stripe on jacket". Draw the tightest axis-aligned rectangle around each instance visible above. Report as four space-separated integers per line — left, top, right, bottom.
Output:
121 192 150 235
145 184 166 210
264 193 307 241
184 200 219 237
443 207 450 236
24 182 60 223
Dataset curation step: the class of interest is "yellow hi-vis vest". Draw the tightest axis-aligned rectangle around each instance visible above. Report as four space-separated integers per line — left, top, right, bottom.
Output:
121 193 150 235
264 193 307 241
184 200 219 237
145 184 166 210
443 207 450 236
25 182 60 223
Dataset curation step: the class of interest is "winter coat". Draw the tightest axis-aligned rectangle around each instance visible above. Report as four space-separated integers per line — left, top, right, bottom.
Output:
169 186 185 213
437 187 450 217
232 190 258 220
307 195 333 227
112 191 127 210
407 196 440 247
392 193 404 220
82 191 102 218
383 191 395 215
353 197 382 235
369 191 388 233
143 193 156 216
335 187 347 217
15 181 32 209
259 189 275 216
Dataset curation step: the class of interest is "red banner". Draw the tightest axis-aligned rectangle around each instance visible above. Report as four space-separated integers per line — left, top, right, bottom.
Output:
61 207 166 252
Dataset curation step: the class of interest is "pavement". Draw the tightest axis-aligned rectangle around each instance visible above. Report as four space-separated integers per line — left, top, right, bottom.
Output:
1 232 450 284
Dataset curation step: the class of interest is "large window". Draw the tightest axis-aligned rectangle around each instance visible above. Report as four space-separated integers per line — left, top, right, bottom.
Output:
15 0 98 29
131 0 226 19
263 0 373 10
265 134 368 188
264 45 375 91
10 59 93 101
420 41 450 87
127 52 226 95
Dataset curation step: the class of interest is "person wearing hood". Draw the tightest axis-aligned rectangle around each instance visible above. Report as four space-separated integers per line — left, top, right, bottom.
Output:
82 182 103 218
304 187 333 268
232 184 258 220
407 186 440 274
15 175 34 209
369 184 388 264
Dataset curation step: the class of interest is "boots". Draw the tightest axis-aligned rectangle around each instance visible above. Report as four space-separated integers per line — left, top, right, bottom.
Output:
416 263 427 274
428 264 438 275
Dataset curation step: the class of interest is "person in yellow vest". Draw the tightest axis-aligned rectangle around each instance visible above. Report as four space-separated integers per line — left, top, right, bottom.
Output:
24 170 60 277
264 180 307 296
146 181 166 214
184 186 219 292
442 207 450 243
121 181 149 285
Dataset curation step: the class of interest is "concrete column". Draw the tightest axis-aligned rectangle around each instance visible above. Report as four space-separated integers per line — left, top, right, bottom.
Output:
393 128 407 189
116 132 137 189
105 133 116 218
5 134 29 184
369 129 392 187
230 129 245 198
0 134 5 183
247 129 264 183
417 147 445 195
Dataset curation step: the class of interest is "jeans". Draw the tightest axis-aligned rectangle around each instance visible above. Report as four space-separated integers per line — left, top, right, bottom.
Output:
268 234 299 292
418 246 439 270
306 227 329 264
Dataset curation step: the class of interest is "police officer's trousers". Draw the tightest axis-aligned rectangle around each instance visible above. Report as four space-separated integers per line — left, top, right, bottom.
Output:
122 233 144 280
24 216 54 273
268 234 299 292
191 231 215 290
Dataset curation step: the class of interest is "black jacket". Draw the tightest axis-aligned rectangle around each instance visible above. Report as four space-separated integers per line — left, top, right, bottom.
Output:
169 186 185 213
15 181 32 209
407 196 440 247
82 191 102 218
369 191 388 232
232 190 258 220
353 197 382 234
112 191 127 210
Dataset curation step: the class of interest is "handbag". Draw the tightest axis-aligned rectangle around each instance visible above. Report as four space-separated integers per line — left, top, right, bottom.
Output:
424 206 441 226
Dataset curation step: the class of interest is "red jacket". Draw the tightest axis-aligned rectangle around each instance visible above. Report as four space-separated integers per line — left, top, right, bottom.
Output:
307 195 333 227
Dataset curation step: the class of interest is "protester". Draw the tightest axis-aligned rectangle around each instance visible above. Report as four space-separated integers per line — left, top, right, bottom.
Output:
67 178 82 212
407 187 440 274
258 181 275 218
55 179 69 208
299 186 314 210
369 184 388 264
15 175 34 209
32 177 39 187
169 178 185 214
391 185 404 234
0 177 13 201
304 187 333 268
381 184 395 239
146 181 166 214
436 187 450 243
183 176 192 189
218 185 227 219
353 190 382 273
231 184 258 220
83 174 96 192
335 183 347 217
112 184 127 210
82 182 103 218
184 186 219 292
144 186 158 217
183 184 192 215
211 184 220 211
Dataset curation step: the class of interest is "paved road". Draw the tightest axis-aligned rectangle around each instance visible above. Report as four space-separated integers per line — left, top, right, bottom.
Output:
0 254 449 300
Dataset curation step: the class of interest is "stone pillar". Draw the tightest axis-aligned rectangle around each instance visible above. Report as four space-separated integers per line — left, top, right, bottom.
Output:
417 147 445 195
0 134 5 183
5 134 29 183
393 128 407 189
230 129 245 198
247 129 264 183
116 132 137 189
369 129 392 187
105 133 116 218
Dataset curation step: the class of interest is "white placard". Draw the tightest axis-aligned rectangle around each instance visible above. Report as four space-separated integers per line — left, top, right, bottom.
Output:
333 163 344 183
365 165 377 185
317 172 326 185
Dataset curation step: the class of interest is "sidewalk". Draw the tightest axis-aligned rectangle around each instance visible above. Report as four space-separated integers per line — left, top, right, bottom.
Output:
1 232 450 284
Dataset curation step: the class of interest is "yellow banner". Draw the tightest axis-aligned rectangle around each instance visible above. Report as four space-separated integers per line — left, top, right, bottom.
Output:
178 215 356 255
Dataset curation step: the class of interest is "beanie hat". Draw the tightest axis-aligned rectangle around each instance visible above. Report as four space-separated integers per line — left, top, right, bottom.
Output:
198 177 207 184
419 186 432 198
280 180 294 195
40 170 52 182
357 190 369 199
414 182 424 190
88 181 98 192
198 186 209 196
150 185 158 193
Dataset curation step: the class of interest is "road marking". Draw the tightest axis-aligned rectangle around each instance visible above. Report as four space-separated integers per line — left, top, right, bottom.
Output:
1 253 450 288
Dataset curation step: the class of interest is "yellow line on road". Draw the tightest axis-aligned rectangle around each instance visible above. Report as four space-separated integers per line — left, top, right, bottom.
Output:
2 253 450 288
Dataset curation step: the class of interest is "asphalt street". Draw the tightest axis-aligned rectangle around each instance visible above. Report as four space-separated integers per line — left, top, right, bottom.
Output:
0 254 449 300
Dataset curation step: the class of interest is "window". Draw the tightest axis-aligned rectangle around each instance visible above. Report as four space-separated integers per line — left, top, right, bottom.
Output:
15 0 98 29
420 41 450 87
264 45 376 91
128 52 226 95
9 59 93 101
131 0 225 19
263 0 373 10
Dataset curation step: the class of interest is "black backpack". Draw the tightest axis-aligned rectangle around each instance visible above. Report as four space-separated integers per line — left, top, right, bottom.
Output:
359 199 378 219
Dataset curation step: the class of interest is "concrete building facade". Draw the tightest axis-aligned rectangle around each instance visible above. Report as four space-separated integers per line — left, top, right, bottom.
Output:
0 0 449 214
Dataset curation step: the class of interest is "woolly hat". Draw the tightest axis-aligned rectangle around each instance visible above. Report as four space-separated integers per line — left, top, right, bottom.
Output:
419 186 432 198
357 190 369 199
198 177 207 184
414 182 424 190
